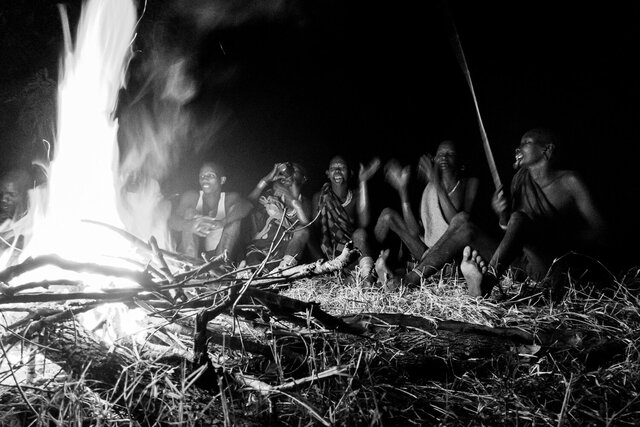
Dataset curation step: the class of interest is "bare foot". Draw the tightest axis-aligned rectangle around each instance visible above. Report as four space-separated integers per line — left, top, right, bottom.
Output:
375 249 394 285
460 246 488 297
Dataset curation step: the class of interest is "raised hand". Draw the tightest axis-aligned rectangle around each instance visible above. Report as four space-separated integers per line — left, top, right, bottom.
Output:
418 154 439 184
384 159 410 192
359 157 381 182
264 162 289 183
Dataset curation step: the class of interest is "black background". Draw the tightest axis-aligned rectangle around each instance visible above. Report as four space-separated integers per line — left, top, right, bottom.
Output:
1 0 638 268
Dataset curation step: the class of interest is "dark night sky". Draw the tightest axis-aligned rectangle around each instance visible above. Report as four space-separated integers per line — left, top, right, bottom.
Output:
1 0 639 266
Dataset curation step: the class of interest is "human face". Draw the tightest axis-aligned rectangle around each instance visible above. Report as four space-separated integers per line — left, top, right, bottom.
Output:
280 164 306 188
199 164 225 194
326 157 349 186
434 142 458 172
0 181 25 218
514 135 545 169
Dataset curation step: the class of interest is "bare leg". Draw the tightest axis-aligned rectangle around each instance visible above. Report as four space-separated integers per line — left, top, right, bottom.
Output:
181 230 198 258
284 228 310 259
276 228 311 270
375 208 427 260
489 211 531 277
352 228 375 279
213 220 242 260
461 212 532 297
406 212 496 286
374 249 394 282
352 228 373 258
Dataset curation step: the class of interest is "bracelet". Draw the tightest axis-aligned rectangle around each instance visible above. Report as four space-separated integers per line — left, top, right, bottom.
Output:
257 179 268 188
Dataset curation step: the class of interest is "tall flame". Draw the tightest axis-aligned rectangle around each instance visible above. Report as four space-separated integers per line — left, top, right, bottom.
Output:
26 0 137 267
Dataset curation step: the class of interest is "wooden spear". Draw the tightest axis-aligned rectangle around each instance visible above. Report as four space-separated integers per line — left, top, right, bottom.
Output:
442 4 502 190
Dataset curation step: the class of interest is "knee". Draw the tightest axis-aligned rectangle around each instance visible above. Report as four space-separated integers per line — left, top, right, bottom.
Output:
449 212 471 228
507 211 531 226
378 208 397 224
222 220 241 238
291 227 310 243
351 228 368 247
449 212 477 241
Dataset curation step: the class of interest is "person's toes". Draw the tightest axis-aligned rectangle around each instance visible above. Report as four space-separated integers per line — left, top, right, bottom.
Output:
462 245 472 261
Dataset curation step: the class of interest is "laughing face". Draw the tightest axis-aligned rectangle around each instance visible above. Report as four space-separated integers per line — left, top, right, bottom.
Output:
326 156 349 186
514 134 546 169
434 141 459 173
199 163 226 194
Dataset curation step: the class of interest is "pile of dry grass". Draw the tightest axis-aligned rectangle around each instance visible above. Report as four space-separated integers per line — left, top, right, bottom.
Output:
2 264 640 426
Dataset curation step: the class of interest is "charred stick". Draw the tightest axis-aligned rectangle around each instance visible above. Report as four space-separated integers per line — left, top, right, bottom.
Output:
0 254 157 289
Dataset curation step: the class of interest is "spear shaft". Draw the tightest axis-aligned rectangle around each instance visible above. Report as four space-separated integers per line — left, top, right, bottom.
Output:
444 8 502 190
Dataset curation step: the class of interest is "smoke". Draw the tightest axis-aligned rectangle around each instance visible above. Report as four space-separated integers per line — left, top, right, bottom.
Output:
170 0 302 32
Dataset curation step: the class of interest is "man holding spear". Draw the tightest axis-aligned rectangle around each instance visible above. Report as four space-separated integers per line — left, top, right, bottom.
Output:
376 128 608 296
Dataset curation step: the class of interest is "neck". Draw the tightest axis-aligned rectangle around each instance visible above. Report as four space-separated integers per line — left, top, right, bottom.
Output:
202 189 221 199
331 182 349 198
527 161 553 182
440 169 459 187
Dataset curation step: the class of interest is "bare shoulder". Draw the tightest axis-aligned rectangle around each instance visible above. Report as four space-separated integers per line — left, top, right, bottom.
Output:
312 191 321 206
556 170 587 188
179 190 199 205
224 191 246 205
465 176 480 188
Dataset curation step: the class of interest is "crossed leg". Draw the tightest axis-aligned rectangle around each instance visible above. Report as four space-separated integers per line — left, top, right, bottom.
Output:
374 208 426 260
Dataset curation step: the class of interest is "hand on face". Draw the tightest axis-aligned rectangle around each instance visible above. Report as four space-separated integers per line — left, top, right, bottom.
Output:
265 163 292 183
272 181 295 204
359 157 381 182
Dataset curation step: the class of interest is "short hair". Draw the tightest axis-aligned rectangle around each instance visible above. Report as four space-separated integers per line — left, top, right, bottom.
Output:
522 128 559 148
0 169 31 193
291 162 307 178
200 161 226 178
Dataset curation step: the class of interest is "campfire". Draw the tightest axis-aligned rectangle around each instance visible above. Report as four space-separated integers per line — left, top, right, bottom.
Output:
1 1 638 426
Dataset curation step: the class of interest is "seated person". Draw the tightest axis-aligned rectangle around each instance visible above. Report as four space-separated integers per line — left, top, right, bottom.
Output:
311 155 380 280
1 168 32 267
375 140 479 266
168 161 252 261
243 162 311 272
376 128 607 297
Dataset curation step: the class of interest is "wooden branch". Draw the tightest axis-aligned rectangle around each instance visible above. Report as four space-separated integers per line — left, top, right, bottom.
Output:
0 288 156 305
0 254 157 289
341 313 582 347
81 220 203 267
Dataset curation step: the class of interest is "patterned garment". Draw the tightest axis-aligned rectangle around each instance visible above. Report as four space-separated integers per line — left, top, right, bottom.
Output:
245 190 298 264
319 182 354 258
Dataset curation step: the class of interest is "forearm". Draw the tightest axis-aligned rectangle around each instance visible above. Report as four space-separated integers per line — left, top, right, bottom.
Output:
290 199 310 225
249 178 270 201
224 201 252 226
436 185 459 223
168 215 192 233
357 180 370 228
399 188 420 236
